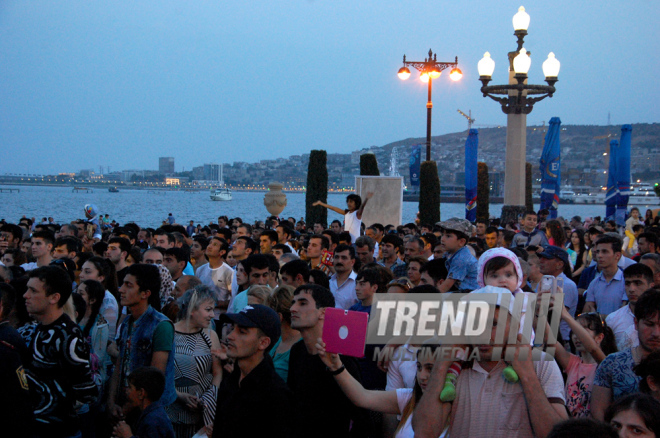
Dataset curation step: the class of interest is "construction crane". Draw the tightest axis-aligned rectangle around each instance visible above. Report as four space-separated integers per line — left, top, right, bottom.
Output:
457 109 475 131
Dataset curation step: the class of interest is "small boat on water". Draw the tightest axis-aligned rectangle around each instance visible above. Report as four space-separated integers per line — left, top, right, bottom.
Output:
628 183 660 206
108 187 119 193
210 187 232 201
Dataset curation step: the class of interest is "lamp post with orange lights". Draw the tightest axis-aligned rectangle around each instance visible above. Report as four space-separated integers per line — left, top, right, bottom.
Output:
398 49 462 161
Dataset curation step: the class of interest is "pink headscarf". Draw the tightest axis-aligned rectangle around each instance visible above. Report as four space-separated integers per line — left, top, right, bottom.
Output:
477 247 523 292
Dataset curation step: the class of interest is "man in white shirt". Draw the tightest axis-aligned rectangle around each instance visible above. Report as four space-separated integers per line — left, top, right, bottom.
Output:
329 244 358 310
195 237 232 318
606 263 655 350
21 230 54 271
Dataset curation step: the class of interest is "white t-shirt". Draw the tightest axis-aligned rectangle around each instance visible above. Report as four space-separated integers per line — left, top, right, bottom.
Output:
344 210 361 245
196 262 233 317
21 262 38 271
605 304 639 351
395 388 414 438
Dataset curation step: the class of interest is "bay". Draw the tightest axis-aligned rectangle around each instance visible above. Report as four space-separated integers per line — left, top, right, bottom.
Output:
0 184 613 228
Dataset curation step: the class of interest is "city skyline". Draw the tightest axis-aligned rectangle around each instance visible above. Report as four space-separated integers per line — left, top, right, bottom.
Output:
1 1 659 175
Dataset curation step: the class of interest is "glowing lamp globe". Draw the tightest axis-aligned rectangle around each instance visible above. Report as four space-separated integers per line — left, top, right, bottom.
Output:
420 72 430 83
449 67 463 81
512 6 530 31
429 66 442 79
398 66 411 80
513 48 531 75
542 52 560 78
478 52 495 77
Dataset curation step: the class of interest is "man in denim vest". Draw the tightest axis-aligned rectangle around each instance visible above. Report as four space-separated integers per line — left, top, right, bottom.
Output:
107 264 176 421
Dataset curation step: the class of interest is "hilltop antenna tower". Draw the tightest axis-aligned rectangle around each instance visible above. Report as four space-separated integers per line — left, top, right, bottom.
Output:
457 109 475 131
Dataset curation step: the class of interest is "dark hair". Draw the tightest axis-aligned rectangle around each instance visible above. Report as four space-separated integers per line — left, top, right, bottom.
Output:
308 270 330 289
281 260 310 280
338 231 352 245
604 393 660 436
354 236 375 251
128 366 166 402
71 292 87 323
193 235 209 250
92 241 108 256
272 243 292 254
420 259 448 284
623 263 654 284
575 313 618 356
1 224 23 243
209 236 230 257
79 280 105 338
634 289 660 322
165 247 190 264
638 232 659 250
334 244 355 260
261 229 278 244
594 234 623 253
547 418 618 438
321 230 339 246
0 283 17 320
293 284 335 309
54 236 81 254
483 257 516 281
28 266 72 307
153 229 175 245
266 254 280 274
381 234 403 251
635 350 660 394
31 229 55 247
243 254 270 276
4 248 26 267
523 211 537 219
108 237 132 256
568 229 586 255
237 236 257 253
485 226 498 236
86 256 119 300
238 223 253 235
509 247 529 262
546 220 566 247
309 234 330 250
277 224 293 239
346 194 362 210
356 268 380 286
127 264 161 300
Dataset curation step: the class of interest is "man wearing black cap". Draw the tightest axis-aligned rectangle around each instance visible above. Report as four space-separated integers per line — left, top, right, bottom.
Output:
538 246 579 342
213 304 293 438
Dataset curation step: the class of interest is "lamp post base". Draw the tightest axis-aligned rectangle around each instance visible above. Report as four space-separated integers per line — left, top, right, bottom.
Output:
501 205 528 227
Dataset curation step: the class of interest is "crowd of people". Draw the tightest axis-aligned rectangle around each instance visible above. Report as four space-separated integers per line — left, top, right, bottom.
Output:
0 199 659 438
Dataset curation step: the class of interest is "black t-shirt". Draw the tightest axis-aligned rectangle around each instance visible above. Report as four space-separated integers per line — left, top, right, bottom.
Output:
0 322 34 437
214 355 293 438
287 340 372 438
116 266 129 287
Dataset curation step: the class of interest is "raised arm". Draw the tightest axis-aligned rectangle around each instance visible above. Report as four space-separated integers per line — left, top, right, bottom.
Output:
316 339 399 414
356 192 374 220
411 355 453 437
558 305 606 363
313 200 345 215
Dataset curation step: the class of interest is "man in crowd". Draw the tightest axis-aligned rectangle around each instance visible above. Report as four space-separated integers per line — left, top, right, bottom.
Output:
22 230 54 271
354 236 376 266
592 289 660 420
25 266 98 438
636 232 658 260
0 223 23 254
640 253 660 286
306 234 332 276
413 290 567 438
583 235 626 315
437 218 478 292
108 264 176 420
538 246 579 341
330 219 343 235
606 263 655 350
106 236 131 285
484 226 499 250
52 236 80 261
143 247 164 265
280 259 310 289
214 305 293 437
329 244 358 310
475 219 488 240
260 229 278 255
511 211 549 248
419 258 448 291
191 235 208 271
163 247 189 283
153 229 175 249
196 237 232 317
378 234 407 278
288 284 371 438
404 236 424 264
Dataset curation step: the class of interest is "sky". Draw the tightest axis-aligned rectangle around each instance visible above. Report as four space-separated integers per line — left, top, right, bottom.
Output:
1 0 659 175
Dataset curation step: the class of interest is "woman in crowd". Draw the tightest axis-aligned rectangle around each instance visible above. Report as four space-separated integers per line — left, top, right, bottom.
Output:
605 393 660 438
549 307 617 417
78 256 119 336
267 285 301 382
317 342 449 438
77 279 110 386
235 261 249 295
568 229 588 283
246 285 272 306
386 278 413 294
635 350 660 400
166 285 222 438
644 209 654 227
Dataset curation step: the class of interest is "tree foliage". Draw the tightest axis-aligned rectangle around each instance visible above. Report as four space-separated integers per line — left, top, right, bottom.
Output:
419 161 440 225
360 154 380 176
306 150 328 227
477 162 490 223
525 162 534 212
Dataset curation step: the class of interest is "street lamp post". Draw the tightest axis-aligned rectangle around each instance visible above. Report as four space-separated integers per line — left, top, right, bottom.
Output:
478 6 560 223
398 49 462 161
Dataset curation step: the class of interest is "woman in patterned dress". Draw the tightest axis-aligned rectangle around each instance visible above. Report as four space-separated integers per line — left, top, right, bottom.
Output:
165 285 223 438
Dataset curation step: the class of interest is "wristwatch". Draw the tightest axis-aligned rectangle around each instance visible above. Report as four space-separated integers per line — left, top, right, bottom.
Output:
327 365 346 376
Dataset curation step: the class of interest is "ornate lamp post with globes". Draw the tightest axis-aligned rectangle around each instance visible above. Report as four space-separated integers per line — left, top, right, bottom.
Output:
478 6 560 223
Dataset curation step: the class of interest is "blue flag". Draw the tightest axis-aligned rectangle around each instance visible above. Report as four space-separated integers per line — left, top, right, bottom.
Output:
616 125 632 226
464 129 478 222
409 145 421 187
539 117 561 219
605 139 619 219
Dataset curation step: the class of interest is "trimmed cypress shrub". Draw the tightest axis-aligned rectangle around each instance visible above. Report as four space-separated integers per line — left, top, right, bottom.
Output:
419 161 440 225
360 153 380 176
306 150 328 227
477 162 490 223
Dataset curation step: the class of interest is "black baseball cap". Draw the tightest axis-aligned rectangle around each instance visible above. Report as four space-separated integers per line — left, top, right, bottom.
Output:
538 246 570 267
220 304 281 349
